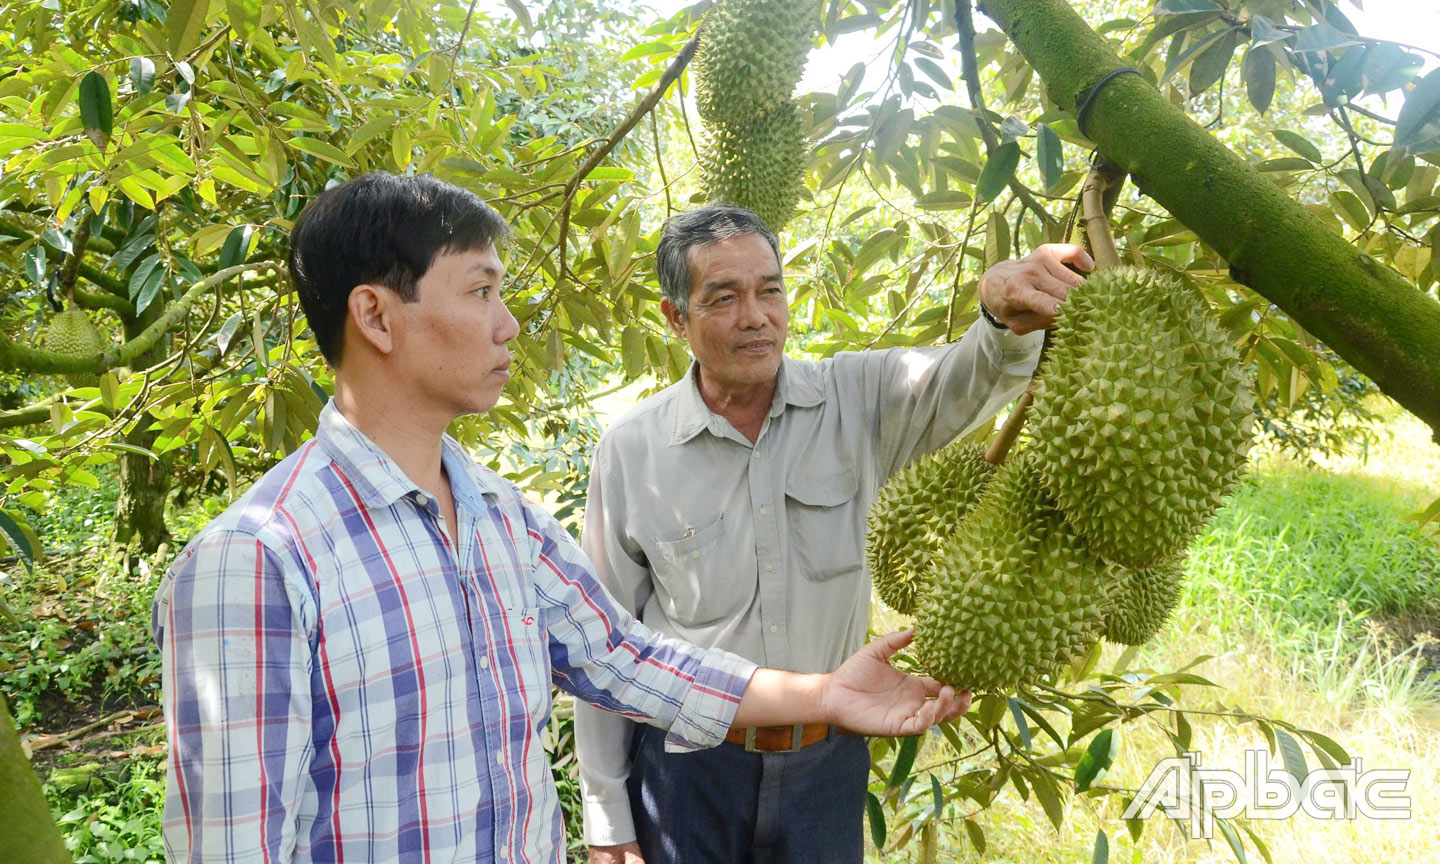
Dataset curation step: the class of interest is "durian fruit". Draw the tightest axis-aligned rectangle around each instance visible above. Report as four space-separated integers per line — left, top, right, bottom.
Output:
1030 266 1254 569
1102 559 1185 646
693 0 817 124
867 441 996 615
914 451 1121 692
42 308 104 387
699 101 806 231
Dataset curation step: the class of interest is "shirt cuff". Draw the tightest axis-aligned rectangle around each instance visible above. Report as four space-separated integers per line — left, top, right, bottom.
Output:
976 318 1044 370
662 647 758 754
582 793 638 847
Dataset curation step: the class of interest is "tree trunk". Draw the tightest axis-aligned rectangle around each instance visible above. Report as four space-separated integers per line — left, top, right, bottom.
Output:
979 0 1440 443
0 698 72 864
112 292 170 555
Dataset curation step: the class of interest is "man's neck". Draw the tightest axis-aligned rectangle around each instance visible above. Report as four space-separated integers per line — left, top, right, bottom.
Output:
332 380 450 496
696 366 779 444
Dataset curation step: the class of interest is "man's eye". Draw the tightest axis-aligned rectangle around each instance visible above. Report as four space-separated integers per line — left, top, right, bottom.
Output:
475 286 490 298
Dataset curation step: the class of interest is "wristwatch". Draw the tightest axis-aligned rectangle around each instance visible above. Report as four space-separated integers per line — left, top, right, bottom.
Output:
978 301 1009 331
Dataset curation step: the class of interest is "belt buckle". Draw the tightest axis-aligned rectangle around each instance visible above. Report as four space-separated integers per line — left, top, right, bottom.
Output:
744 724 805 754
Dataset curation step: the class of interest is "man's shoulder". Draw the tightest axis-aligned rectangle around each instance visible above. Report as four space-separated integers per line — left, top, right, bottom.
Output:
596 378 687 447
180 439 334 555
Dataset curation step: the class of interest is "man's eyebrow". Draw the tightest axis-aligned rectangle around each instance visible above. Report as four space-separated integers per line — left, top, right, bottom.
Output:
468 262 505 280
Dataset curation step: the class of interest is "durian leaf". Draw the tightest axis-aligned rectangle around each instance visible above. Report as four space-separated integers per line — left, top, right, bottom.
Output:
78 71 112 148
1274 728 1309 783
1242 826 1275 864
887 734 919 789
865 791 886 848
1007 697 1032 753
930 774 944 817
1030 767 1066 830
1013 698 1065 750
1395 68 1440 150
1091 828 1109 864
1036 122 1063 191
963 819 986 854
1073 728 1117 792
1215 817 1248 864
976 141 1021 202
0 509 41 573
1244 46 1276 114
1299 729 1352 766
130 57 156 97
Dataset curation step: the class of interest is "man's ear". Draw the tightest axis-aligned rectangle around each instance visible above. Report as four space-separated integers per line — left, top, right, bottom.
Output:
660 296 688 340
347 284 397 355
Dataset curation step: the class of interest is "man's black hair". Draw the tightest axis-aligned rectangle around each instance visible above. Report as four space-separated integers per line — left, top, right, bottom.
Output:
287 172 513 365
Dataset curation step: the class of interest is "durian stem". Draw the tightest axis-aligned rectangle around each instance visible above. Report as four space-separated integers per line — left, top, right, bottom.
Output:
984 388 1033 466
1080 163 1124 270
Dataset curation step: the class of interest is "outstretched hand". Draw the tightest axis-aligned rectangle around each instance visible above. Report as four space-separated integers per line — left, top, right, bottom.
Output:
820 630 971 736
978 243 1094 334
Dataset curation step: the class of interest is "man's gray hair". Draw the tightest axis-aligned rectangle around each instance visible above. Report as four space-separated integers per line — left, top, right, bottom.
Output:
655 205 782 318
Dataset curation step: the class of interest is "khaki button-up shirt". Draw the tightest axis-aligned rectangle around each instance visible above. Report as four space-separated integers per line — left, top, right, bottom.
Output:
575 320 1043 844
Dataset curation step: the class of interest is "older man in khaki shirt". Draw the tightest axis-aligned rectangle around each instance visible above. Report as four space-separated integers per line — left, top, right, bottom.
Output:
577 204 1093 863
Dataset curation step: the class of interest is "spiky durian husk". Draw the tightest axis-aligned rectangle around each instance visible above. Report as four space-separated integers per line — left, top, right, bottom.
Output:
693 0 817 124
1030 266 1255 569
867 442 996 615
699 101 806 231
914 451 1121 692
1102 559 1185 645
42 308 104 387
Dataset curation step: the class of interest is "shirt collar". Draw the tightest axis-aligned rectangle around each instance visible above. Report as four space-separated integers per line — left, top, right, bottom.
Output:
316 401 506 508
670 356 824 446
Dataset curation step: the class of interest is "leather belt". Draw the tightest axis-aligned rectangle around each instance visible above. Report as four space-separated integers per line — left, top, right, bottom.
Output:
724 723 835 753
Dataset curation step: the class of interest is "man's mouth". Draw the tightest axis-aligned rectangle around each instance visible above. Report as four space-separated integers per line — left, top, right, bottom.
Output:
736 339 773 353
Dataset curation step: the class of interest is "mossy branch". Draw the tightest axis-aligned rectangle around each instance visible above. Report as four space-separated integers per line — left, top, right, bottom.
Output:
0 216 133 314
0 261 281 376
980 0 1440 443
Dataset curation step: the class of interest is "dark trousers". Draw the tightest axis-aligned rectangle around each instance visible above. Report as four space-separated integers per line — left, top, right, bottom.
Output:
626 723 869 864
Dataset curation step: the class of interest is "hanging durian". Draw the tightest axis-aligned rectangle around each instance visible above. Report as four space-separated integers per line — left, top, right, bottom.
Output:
693 0 817 124
914 451 1121 692
867 441 996 615
698 101 807 231
1102 559 1185 646
1029 266 1254 569
43 308 104 387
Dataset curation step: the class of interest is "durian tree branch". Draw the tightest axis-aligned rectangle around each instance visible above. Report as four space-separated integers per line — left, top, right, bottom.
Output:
1080 163 1123 269
0 395 64 429
0 262 280 376
0 216 134 314
978 0 1440 443
955 1 1055 233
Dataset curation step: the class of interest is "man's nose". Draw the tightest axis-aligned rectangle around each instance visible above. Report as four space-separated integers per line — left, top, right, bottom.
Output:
736 294 767 329
497 304 520 343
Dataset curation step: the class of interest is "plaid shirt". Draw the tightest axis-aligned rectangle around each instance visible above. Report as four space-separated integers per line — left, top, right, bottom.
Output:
152 402 757 863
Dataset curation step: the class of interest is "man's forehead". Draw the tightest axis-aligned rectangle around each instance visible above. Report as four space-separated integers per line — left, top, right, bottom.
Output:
436 245 505 279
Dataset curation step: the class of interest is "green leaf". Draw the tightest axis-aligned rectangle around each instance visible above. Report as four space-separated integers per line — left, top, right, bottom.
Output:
914 57 952 91
503 0 533 34
1074 728 1117 792
167 0 210 56
976 141 1020 202
0 509 41 572
218 225 254 269
1331 190 1370 231
1036 123 1063 191
288 136 357 168
621 326 645 379
1273 130 1323 163
1216 817 1248 864
1007 696 1032 753
586 167 634 182
620 41 674 63
1244 46 1276 114
131 57 156 97
888 734 919 789
1275 728 1309 783
1300 729 1352 766
963 819 986 854
1396 68 1440 150
1190 27 1240 96
1242 826 1275 864
78 71 112 148
865 791 886 849
1156 0 1220 13
1247 14 1290 47
930 774 944 817
1091 828 1109 864
129 253 164 300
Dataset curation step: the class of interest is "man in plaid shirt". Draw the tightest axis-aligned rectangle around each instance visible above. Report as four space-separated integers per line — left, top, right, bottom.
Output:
152 172 971 863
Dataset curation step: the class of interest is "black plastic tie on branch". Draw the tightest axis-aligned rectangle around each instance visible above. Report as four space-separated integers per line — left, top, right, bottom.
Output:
1075 67 1144 137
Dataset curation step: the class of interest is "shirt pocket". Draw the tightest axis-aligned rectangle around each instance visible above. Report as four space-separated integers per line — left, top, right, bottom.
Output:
502 605 553 732
650 513 745 628
785 467 864 582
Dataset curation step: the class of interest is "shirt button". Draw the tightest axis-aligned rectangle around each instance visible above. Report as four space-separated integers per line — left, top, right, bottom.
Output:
496 751 505 766
765 564 774 572
691 550 700 559
759 506 767 515
499 847 510 860
479 655 490 669
769 624 778 633
414 492 429 507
